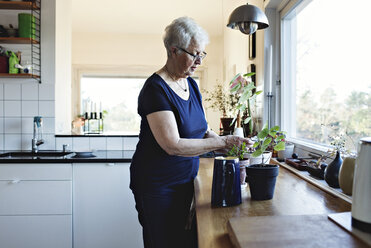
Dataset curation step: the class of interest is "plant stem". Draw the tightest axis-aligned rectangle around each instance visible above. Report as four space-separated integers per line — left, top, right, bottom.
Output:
248 100 253 133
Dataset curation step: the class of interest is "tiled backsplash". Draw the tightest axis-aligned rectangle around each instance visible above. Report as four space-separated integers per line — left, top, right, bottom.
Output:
0 82 56 150
55 136 139 151
0 82 139 151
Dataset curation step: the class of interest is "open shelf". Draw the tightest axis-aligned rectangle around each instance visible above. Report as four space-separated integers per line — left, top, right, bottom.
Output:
0 1 40 10
0 37 39 44
0 0 41 83
0 73 40 78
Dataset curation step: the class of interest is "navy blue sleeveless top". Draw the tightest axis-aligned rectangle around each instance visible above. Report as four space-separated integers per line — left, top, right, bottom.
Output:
130 73 208 193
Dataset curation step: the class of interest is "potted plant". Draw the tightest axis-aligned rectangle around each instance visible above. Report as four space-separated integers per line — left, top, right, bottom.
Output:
203 84 238 135
320 123 357 190
229 72 262 137
275 133 295 161
246 123 286 200
226 142 249 187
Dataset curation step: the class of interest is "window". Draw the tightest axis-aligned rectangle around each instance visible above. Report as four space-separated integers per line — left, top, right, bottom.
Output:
81 76 145 133
281 0 371 150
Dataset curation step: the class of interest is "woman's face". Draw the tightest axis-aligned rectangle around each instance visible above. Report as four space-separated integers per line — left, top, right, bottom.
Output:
173 40 206 78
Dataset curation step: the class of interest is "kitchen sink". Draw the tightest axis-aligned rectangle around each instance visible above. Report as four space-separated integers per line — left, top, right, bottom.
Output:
0 151 73 158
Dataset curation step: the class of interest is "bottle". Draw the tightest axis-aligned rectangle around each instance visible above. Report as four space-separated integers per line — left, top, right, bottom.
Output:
83 111 89 133
98 102 103 133
88 102 99 133
99 111 104 133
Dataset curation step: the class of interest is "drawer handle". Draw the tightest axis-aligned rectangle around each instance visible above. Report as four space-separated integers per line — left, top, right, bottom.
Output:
10 179 21 184
106 163 115 166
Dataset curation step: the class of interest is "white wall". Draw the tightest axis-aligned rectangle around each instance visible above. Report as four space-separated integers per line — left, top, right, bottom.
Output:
55 0 72 134
222 0 266 130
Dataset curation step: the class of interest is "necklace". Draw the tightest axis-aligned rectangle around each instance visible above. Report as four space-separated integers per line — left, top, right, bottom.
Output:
164 66 187 92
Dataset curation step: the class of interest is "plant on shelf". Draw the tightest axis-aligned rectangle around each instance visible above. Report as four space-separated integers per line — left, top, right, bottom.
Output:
203 84 238 134
226 142 249 187
274 132 295 160
229 72 262 136
251 123 286 166
320 123 357 189
226 142 249 160
203 84 237 117
321 123 356 157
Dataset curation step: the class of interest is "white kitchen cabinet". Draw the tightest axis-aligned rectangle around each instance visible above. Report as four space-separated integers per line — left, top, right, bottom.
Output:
73 163 143 248
0 215 72 248
0 163 72 248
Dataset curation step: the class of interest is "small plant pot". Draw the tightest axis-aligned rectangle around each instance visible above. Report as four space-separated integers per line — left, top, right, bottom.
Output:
246 164 279 200
220 117 236 135
277 143 295 160
244 151 272 165
239 159 249 187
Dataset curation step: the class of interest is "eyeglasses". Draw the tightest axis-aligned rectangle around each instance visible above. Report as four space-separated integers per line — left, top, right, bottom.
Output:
176 47 207 61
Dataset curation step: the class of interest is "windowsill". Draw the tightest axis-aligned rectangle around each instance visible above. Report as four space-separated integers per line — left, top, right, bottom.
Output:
272 158 352 204
286 138 337 163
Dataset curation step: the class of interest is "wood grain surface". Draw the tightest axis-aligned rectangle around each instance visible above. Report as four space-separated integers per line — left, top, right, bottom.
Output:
227 215 368 248
195 158 352 248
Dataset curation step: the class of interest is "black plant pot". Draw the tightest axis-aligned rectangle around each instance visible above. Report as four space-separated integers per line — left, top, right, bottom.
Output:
220 117 236 135
324 150 343 188
246 164 279 200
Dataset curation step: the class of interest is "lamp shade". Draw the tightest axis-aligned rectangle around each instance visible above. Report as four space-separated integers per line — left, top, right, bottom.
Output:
227 3 269 35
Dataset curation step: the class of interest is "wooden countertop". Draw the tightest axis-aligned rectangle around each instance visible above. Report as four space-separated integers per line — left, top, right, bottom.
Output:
194 158 352 248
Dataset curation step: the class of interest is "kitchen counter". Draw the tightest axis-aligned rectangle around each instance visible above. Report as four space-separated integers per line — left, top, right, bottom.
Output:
55 133 139 137
194 158 352 248
0 150 134 163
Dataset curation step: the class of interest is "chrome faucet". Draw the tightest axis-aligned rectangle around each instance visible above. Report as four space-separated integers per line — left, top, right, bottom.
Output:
32 116 44 153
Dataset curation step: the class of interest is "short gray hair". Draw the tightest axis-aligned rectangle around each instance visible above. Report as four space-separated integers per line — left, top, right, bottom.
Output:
163 16 209 57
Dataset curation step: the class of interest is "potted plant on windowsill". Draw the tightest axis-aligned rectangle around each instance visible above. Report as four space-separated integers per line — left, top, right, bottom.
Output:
203 84 238 135
246 123 286 200
275 133 295 161
229 72 262 137
226 142 249 188
319 123 357 191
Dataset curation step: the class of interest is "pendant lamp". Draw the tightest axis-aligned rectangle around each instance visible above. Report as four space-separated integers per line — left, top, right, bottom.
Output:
227 3 269 35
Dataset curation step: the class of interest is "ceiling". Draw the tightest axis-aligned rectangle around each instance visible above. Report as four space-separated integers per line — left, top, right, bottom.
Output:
71 0 224 36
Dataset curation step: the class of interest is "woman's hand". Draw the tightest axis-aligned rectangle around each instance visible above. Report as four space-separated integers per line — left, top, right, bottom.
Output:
223 135 253 149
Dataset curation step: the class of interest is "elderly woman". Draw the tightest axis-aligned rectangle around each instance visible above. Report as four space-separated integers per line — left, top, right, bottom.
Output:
130 17 251 248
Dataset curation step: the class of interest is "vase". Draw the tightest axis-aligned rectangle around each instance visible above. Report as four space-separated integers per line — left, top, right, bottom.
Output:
233 127 244 137
338 157 356 195
242 121 254 137
324 150 343 188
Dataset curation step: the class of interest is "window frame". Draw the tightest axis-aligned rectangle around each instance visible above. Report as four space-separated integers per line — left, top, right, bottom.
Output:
71 64 206 130
278 0 344 153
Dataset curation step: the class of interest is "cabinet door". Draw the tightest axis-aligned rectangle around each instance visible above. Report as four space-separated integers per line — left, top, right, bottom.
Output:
0 180 72 215
0 215 72 248
73 163 143 248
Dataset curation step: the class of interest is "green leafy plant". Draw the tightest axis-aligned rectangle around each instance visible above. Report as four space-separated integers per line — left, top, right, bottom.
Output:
321 123 356 158
252 123 286 165
203 84 238 117
226 142 249 160
229 72 262 131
